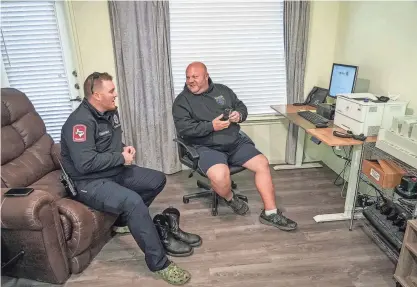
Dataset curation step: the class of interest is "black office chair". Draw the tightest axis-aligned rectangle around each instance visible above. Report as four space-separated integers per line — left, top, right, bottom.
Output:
174 132 249 216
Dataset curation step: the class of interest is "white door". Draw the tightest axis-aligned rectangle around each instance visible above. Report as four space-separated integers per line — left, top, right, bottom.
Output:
0 0 81 142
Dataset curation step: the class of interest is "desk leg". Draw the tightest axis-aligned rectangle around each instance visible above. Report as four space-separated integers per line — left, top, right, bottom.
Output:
274 126 322 170
313 144 364 223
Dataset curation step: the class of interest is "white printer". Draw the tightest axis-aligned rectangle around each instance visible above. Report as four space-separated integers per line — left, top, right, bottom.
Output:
376 115 417 168
334 93 408 136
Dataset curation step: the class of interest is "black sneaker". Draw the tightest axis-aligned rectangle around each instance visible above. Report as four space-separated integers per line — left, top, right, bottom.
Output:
259 209 297 231
224 192 249 215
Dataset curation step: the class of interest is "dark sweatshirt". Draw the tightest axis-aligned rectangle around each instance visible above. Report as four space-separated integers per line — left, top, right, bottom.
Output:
172 78 248 151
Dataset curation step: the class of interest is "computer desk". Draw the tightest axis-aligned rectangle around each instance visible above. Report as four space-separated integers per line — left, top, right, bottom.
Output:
270 104 376 223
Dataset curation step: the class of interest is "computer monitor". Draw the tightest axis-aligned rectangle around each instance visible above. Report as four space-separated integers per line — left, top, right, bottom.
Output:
328 63 358 97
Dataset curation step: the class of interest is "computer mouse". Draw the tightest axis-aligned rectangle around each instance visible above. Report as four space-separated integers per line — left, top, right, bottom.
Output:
315 123 328 128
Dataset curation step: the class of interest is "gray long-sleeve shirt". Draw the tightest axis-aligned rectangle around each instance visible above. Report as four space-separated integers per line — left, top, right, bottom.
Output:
60 99 125 181
172 78 248 151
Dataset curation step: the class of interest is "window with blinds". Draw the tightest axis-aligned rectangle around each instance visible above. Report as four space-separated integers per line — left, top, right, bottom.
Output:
1 1 74 142
169 1 287 115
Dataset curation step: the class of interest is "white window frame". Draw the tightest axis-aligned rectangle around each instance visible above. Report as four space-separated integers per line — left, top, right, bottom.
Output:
169 1 287 116
0 1 81 142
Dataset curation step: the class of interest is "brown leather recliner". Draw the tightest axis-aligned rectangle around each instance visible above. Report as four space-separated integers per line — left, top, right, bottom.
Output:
1 88 118 284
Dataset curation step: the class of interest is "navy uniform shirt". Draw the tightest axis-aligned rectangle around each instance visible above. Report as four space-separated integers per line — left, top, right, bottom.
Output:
60 99 125 181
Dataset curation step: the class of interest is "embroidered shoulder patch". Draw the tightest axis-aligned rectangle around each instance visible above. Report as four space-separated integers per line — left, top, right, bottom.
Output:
72 124 87 142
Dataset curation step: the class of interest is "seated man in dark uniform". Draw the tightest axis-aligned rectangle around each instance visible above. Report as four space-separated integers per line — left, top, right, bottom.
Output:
60 72 190 285
172 62 297 231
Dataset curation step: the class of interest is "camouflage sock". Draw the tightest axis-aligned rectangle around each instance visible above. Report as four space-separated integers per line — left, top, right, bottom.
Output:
112 226 130 234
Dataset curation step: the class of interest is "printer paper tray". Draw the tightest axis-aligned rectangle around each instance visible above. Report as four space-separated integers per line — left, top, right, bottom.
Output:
334 112 379 136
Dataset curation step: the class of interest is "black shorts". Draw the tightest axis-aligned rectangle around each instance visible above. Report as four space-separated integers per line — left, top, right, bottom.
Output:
196 135 262 174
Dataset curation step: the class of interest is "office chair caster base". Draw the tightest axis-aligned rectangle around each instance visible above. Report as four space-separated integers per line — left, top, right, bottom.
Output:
197 180 211 190
183 197 190 204
211 209 218 216
231 181 237 189
196 181 204 189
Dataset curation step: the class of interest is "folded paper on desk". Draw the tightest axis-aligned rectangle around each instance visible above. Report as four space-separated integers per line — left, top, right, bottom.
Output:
362 159 406 189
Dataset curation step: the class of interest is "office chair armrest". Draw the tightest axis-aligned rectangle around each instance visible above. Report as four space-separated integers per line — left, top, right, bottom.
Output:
173 138 200 161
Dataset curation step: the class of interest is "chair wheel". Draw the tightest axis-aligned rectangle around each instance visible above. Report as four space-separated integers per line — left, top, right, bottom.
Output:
211 210 218 216
231 182 237 189
197 181 204 188
183 198 189 204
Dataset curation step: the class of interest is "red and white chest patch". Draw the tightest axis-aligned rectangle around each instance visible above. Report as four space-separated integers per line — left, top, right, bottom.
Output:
72 124 87 142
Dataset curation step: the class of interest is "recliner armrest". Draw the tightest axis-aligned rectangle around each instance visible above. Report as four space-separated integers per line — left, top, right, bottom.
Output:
56 198 94 258
1 188 70 283
1 188 56 230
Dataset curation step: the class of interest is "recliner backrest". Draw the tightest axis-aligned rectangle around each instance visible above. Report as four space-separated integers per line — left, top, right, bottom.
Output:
1 88 57 187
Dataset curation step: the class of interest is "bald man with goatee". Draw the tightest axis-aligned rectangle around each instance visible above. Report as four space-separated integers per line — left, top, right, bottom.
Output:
172 62 297 232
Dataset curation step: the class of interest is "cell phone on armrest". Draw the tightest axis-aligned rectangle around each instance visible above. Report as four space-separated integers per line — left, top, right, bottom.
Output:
4 188 34 197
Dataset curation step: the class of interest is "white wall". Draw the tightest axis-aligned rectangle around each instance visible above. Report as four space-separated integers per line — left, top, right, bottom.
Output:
335 1 417 112
241 117 287 165
303 1 341 100
303 1 341 162
305 1 417 175
65 1 117 88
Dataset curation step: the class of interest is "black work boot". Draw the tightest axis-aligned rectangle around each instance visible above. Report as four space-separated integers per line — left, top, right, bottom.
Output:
162 207 202 247
224 192 249 215
259 209 297 231
153 214 194 257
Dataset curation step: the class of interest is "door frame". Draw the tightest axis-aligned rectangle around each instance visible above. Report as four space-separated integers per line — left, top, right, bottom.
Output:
55 0 82 110
1 57 9 88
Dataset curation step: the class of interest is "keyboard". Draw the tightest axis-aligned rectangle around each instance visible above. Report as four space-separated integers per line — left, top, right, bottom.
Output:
297 111 329 125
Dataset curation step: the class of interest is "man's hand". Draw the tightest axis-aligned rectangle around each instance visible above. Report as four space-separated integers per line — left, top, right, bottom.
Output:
123 146 136 156
229 111 241 123
212 114 230 131
122 150 134 165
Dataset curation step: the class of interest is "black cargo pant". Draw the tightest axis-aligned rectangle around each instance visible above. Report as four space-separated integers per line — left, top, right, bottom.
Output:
74 165 168 272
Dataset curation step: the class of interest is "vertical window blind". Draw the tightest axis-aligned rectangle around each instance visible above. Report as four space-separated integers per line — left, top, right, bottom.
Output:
169 1 287 115
1 1 73 142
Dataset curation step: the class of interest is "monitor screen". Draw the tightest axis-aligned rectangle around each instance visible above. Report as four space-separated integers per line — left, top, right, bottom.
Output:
328 63 358 97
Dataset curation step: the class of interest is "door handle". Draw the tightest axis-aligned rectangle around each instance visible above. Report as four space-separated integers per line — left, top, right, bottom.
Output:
70 96 82 102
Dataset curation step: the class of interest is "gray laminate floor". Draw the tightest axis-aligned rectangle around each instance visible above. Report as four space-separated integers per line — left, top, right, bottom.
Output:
2 166 396 287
